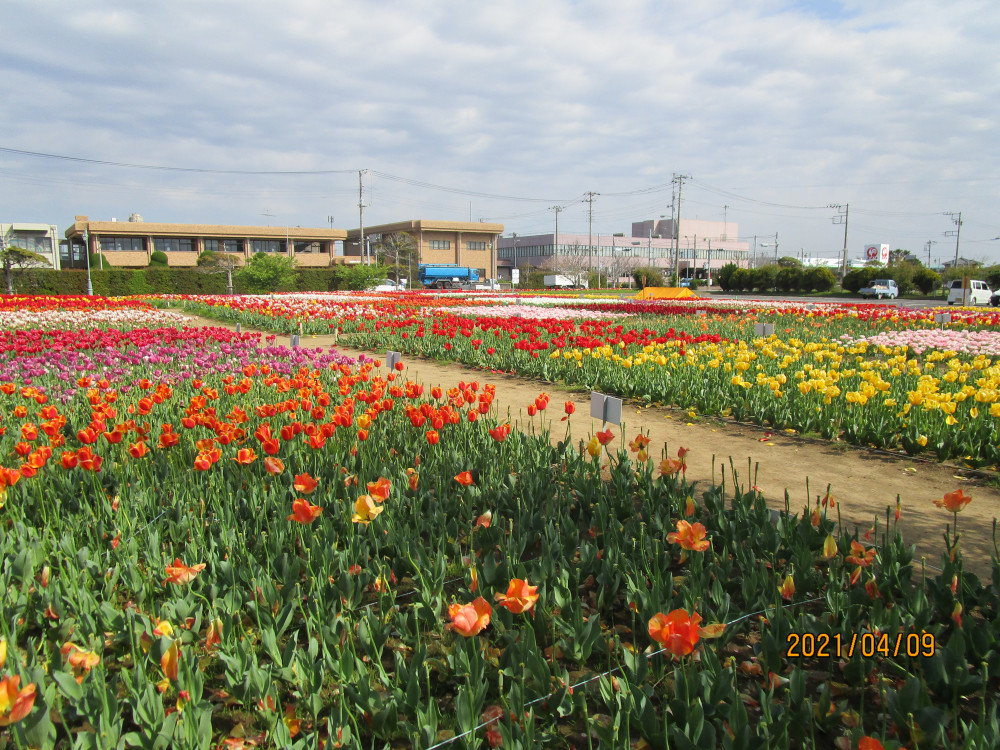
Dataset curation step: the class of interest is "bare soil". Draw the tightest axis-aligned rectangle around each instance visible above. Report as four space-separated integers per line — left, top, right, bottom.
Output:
189 315 1000 576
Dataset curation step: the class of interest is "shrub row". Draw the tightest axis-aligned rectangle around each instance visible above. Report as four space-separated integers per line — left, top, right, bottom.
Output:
11 267 385 296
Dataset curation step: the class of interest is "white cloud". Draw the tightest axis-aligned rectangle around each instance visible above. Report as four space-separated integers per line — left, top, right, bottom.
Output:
0 0 997 259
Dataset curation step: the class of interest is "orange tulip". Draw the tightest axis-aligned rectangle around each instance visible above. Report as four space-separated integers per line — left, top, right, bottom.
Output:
0 675 36 727
475 510 492 529
648 609 702 659
934 489 972 512
351 495 383 525
161 640 179 682
293 473 319 494
426 430 440 445
454 471 474 486
488 424 511 442
287 498 323 524
61 642 101 683
858 738 885 750
494 578 539 614
659 457 685 476
595 428 615 445
127 441 150 458
564 401 576 415
263 457 285 475
780 574 796 601
666 520 711 552
163 558 207 586
231 448 257 465
367 477 391 502
447 597 492 637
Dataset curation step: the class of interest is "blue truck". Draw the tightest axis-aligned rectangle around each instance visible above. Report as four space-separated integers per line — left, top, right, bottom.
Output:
417 264 480 289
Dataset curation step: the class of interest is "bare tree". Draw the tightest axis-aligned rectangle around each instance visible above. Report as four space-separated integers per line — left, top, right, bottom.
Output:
539 243 590 287
375 232 418 286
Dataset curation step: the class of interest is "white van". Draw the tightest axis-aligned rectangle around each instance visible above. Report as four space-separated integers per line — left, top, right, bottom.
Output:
947 279 992 306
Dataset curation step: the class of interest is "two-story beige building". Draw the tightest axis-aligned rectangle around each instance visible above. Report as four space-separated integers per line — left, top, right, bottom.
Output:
64 215 348 268
345 220 504 280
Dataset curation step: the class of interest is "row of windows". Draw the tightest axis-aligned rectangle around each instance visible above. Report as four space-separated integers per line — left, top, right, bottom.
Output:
10 233 52 254
91 236 332 254
499 245 747 262
428 240 451 250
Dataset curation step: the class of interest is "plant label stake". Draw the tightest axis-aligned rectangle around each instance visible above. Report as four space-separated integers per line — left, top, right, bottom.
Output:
290 334 300 348
236 323 241 333
590 392 623 426
934 313 951 327
697 309 706 316
754 323 775 337
386 351 402 369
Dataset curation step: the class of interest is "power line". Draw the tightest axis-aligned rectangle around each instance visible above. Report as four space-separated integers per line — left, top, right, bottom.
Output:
0 146 357 175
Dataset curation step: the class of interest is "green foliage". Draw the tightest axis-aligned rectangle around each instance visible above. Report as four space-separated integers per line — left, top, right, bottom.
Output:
751 264 778 292
631 266 663 289
730 268 752 291
1 245 52 293
715 263 739 291
912 267 941 295
520 268 547 290
777 256 803 268
842 267 881 293
328 263 391 291
587 271 607 289
149 250 169 267
687 277 701 291
803 267 836 292
235 253 298 294
776 267 801 292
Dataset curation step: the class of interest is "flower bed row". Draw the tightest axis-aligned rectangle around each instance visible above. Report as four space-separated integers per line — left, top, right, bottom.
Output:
1 320 998 748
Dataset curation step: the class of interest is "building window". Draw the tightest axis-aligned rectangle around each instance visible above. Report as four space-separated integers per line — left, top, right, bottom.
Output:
466 241 486 251
11 233 48 254
294 241 322 254
101 236 145 252
153 238 193 253
250 240 282 254
224 240 242 254
203 239 220 253
428 240 451 250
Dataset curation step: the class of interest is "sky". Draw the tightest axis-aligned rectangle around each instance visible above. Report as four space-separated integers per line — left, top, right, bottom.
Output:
2 0 999 265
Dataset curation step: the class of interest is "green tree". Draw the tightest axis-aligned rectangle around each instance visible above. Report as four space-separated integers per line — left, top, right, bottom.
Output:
912 267 941 295
631 266 663 289
196 250 243 295
776 267 801 292
751 264 779 292
0 246 51 294
328 263 390 291
730 268 752 291
803 267 836 292
777 256 803 268
149 250 169 268
236 253 298 293
716 263 739 291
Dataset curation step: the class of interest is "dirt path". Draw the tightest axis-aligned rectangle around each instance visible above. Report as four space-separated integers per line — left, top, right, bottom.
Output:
188 314 1000 576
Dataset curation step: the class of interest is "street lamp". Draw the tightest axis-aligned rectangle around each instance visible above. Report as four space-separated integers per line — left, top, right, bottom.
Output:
85 229 93 295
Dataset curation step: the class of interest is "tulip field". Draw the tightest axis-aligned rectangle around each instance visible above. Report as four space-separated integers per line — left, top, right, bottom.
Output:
1 294 1000 749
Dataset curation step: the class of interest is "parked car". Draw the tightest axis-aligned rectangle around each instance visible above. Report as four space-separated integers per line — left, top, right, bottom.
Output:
947 279 992 306
859 279 899 300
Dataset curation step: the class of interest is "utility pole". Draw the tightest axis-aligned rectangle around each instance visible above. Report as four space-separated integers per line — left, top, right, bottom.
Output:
925 240 937 267
722 204 729 240
945 212 963 268
672 174 690 283
85 228 93 295
830 204 849 280
358 170 368 264
585 192 598 280
327 215 335 230
550 205 562 264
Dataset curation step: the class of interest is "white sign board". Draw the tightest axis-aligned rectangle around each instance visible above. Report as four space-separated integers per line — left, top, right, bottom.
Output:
511 269 520 284
863 244 890 264
590 391 623 426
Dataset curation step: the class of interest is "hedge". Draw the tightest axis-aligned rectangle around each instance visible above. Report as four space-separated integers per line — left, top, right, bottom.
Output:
11 267 378 296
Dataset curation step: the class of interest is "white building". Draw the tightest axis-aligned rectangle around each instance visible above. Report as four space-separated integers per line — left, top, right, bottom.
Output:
0 223 61 270
497 218 750 281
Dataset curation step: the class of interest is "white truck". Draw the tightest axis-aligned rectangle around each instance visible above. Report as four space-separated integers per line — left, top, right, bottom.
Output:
858 279 899 300
544 274 588 289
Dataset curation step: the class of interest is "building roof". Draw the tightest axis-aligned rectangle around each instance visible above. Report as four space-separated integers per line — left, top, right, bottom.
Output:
65 216 346 241
345 219 504 239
